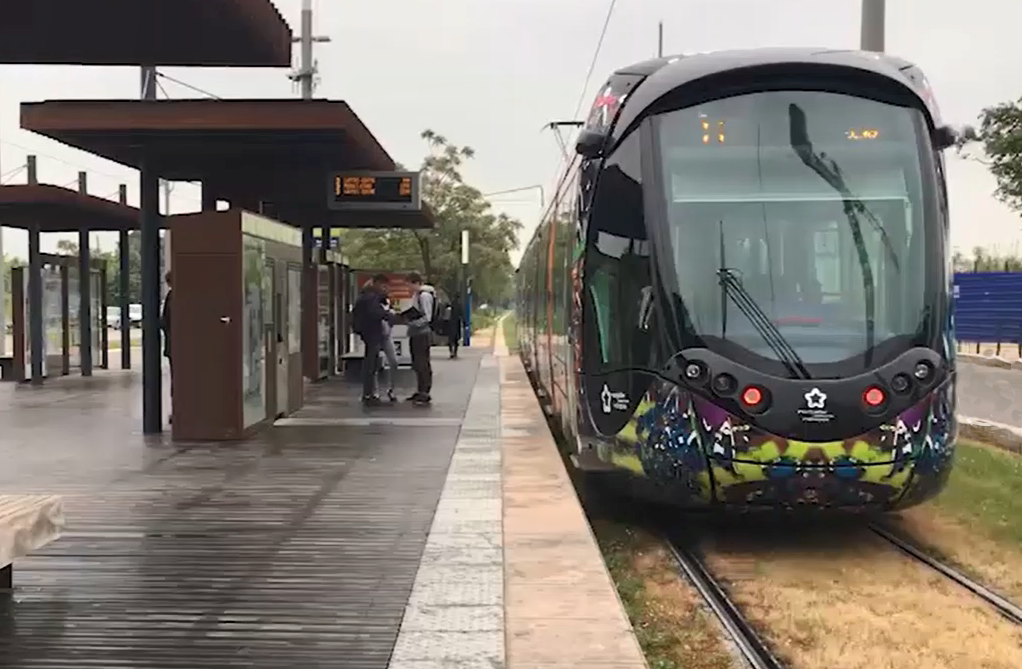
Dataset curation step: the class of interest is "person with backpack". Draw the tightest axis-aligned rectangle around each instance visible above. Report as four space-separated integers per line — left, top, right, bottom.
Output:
446 293 463 359
351 274 391 406
404 272 438 406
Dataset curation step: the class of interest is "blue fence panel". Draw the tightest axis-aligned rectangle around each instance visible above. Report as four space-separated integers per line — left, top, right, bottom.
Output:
953 271 1022 343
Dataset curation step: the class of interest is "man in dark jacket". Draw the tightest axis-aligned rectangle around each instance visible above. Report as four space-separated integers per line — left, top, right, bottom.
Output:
447 293 463 359
352 274 390 406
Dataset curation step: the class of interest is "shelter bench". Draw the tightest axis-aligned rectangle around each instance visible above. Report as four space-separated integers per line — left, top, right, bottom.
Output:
0 495 65 591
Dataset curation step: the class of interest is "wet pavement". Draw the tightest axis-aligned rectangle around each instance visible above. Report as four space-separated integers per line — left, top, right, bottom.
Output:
957 362 1022 427
0 348 483 668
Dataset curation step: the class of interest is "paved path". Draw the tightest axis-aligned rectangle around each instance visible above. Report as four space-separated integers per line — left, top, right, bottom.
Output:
957 362 1022 427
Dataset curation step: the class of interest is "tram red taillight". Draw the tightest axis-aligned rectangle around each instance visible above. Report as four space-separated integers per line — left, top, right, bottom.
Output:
863 386 886 408
740 386 763 407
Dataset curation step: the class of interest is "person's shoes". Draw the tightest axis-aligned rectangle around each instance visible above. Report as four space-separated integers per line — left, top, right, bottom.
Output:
413 394 432 406
387 389 397 403
405 393 423 402
362 395 383 407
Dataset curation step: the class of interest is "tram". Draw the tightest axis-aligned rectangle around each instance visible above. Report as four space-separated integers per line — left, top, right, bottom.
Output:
516 48 959 511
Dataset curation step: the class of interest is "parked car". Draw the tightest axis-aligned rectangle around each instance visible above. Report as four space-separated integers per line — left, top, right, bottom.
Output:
106 306 121 329
128 303 143 326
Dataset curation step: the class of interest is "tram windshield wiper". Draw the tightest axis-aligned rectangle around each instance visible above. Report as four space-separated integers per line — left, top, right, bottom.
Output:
787 103 900 363
717 222 811 380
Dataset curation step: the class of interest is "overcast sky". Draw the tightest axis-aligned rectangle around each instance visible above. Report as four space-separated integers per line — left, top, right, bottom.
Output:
1 0 1020 265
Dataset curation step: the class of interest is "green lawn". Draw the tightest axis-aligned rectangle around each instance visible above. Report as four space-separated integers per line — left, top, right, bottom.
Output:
933 439 1022 545
501 312 517 352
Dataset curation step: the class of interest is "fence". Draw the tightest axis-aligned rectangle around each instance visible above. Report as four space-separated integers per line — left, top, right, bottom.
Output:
953 271 1022 356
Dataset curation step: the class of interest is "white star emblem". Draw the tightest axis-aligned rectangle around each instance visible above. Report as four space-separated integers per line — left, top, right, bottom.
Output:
804 387 827 409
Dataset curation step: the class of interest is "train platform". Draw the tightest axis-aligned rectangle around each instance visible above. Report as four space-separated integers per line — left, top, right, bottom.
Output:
0 328 646 669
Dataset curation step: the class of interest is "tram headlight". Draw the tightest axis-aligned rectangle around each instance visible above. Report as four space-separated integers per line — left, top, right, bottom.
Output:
913 361 933 382
891 373 912 395
712 373 738 396
684 362 707 382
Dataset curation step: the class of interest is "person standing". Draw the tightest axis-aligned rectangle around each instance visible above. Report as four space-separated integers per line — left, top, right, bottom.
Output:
447 292 463 359
405 272 435 406
160 271 173 423
351 274 390 406
376 282 400 403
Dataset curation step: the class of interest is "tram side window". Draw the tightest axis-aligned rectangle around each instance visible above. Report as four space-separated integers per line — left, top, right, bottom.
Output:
584 132 653 373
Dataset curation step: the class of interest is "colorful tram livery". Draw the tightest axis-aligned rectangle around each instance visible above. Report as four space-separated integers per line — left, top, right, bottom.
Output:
516 48 960 512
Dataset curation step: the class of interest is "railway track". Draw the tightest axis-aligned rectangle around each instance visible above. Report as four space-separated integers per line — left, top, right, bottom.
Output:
664 535 785 669
868 523 1022 626
665 524 1022 669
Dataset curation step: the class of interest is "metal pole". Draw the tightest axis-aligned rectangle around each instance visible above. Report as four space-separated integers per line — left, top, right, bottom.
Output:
461 230 471 346
140 65 162 433
860 0 885 52
118 185 131 370
78 171 93 376
658 21 664 58
26 155 42 384
300 0 313 99
290 0 330 98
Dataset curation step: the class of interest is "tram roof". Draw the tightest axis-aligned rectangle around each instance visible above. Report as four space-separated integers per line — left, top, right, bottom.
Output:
611 48 927 139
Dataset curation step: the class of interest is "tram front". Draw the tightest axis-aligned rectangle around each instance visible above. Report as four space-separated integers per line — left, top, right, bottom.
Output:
577 52 958 510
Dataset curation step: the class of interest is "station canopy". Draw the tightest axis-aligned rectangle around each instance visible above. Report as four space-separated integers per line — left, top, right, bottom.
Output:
0 185 140 232
0 0 291 66
20 98 435 230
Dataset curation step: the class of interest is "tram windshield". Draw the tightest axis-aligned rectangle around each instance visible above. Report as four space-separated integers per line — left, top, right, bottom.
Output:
654 88 943 376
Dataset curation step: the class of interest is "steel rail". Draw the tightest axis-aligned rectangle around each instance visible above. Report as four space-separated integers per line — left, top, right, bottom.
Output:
870 524 1022 626
664 535 785 669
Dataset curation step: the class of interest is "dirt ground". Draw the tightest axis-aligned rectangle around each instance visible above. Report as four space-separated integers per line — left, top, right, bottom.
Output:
702 523 1022 669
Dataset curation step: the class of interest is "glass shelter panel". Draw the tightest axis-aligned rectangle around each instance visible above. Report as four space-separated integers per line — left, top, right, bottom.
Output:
241 235 267 429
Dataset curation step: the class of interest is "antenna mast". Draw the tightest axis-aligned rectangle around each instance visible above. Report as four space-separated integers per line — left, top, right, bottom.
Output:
290 0 332 99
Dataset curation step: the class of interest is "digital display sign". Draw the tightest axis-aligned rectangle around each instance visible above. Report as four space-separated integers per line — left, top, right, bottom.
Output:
327 171 421 211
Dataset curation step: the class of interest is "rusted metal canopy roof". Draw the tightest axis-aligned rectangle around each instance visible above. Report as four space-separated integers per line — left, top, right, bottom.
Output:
21 98 435 229
0 185 142 232
0 0 291 66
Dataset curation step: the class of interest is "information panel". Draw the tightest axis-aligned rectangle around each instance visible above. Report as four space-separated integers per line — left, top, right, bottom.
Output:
327 171 421 211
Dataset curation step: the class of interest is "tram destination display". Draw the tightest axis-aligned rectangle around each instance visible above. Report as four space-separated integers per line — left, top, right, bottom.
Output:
327 171 422 211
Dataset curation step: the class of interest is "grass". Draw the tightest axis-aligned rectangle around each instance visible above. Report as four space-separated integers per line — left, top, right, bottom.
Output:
930 438 1022 545
593 519 737 669
471 308 498 333
891 437 1022 605
501 312 517 352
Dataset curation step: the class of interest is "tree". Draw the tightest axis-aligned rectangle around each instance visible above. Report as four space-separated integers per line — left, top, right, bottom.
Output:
338 129 523 306
953 245 1022 272
957 99 1022 215
50 236 143 307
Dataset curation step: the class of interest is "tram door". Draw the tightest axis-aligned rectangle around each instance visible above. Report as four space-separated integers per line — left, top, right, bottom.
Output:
275 261 290 417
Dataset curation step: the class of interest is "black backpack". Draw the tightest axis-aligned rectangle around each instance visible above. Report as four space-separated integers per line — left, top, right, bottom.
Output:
414 288 444 336
351 292 371 337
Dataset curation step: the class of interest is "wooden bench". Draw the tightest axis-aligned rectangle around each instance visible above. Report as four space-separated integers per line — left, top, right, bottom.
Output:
0 495 65 590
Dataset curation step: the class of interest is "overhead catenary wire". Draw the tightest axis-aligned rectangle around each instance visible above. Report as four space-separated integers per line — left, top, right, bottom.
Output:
545 0 618 199
570 0 618 124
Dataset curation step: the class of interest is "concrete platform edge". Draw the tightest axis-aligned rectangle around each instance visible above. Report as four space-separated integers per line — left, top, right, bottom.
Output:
499 353 648 669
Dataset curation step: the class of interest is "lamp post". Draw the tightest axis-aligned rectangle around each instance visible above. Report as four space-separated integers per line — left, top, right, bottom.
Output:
461 229 471 346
